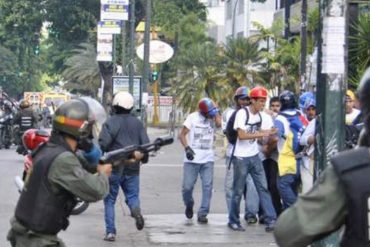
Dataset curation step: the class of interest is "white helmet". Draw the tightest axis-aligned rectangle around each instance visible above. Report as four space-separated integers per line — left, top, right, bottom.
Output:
112 91 134 110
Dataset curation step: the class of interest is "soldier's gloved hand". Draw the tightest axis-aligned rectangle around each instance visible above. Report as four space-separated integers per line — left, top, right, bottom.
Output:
82 143 102 166
185 146 195 161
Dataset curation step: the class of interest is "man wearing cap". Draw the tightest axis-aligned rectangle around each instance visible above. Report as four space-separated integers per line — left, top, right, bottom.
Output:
345 90 360 124
222 86 259 224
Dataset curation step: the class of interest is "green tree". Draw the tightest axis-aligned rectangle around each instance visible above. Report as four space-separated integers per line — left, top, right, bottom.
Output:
220 37 263 89
0 45 17 75
62 43 100 97
0 0 45 96
172 42 222 113
349 13 370 88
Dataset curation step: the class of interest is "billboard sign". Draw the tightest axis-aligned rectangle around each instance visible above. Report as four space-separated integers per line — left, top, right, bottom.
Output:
101 4 129 21
98 20 122 34
112 76 142 111
97 33 113 62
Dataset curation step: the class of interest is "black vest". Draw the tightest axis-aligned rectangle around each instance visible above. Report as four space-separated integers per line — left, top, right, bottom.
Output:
331 147 370 247
20 108 34 131
15 141 77 235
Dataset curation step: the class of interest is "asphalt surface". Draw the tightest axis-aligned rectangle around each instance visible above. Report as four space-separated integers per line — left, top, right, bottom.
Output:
0 127 277 246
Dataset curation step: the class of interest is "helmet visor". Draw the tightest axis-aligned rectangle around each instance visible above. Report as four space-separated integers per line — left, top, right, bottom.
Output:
80 97 107 140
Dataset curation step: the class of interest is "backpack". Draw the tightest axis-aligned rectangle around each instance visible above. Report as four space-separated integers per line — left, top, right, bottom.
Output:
345 124 362 149
279 111 306 154
225 107 262 145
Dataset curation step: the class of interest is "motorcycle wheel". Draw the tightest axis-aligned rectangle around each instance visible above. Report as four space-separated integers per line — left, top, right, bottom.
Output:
71 199 89 215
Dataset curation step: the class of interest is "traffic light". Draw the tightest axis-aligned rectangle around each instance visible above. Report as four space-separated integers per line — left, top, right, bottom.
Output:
152 71 158 81
32 32 40 56
33 45 40 56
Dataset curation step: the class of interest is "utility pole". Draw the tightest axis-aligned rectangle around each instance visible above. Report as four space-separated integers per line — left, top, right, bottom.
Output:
121 21 127 74
300 0 307 91
313 0 347 245
284 0 291 40
142 0 151 125
143 0 151 94
129 0 135 95
231 0 240 38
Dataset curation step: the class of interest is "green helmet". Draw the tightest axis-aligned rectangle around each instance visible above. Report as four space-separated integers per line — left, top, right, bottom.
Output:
52 97 106 140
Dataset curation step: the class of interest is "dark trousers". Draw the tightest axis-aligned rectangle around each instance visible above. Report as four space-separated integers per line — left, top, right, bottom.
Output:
260 158 282 216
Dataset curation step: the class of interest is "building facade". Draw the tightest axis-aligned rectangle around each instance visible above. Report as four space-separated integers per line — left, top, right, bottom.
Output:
224 0 278 39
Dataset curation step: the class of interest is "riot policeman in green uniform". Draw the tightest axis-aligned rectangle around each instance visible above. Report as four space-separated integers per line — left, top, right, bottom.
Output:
274 68 370 247
7 97 112 247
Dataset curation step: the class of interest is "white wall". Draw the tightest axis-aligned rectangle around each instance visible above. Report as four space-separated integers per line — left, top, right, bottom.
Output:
206 0 226 44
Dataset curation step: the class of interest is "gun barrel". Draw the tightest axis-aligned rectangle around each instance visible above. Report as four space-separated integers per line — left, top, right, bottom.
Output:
99 136 174 164
155 136 174 146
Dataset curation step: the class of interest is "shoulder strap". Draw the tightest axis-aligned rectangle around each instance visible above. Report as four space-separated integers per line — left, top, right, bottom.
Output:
257 112 262 125
331 147 370 175
244 107 249 125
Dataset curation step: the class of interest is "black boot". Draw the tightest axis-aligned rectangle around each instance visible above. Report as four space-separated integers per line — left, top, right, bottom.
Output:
131 208 144 230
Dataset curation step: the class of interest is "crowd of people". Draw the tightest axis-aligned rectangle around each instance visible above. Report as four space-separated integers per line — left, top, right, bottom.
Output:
5 76 366 246
178 84 363 235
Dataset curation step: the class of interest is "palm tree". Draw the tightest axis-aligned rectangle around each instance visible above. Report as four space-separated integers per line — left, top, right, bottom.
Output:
172 41 223 112
62 43 100 96
216 37 264 104
349 13 370 87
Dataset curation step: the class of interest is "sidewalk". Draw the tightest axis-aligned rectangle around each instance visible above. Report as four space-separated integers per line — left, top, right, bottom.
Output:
62 204 277 247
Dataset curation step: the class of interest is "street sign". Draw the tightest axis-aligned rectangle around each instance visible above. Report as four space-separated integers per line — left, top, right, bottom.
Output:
136 40 174 64
101 0 128 4
112 76 142 110
101 4 129 21
98 20 122 34
97 33 113 62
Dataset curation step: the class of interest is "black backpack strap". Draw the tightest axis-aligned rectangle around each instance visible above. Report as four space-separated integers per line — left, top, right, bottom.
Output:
244 107 249 125
257 112 262 128
227 108 248 170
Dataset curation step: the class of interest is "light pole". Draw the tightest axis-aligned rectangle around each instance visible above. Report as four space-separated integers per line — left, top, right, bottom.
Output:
142 0 151 125
284 0 291 39
313 0 347 245
231 0 240 38
300 0 307 91
129 0 135 95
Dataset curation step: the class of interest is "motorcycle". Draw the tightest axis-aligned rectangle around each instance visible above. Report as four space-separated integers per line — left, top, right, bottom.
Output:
0 111 13 149
14 129 89 215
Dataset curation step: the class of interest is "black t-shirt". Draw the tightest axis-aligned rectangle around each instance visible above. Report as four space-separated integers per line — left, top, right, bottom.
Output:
99 113 150 175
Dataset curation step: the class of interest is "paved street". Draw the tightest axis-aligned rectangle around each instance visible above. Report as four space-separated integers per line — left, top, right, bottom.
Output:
0 128 277 247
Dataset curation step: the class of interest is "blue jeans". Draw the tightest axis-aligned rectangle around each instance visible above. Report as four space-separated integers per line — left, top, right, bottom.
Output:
104 171 140 234
229 155 276 225
278 174 299 209
182 161 214 217
225 156 259 217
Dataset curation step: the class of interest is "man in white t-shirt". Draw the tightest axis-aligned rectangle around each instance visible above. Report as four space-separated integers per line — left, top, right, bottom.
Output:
228 86 277 232
179 98 221 224
222 86 259 224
